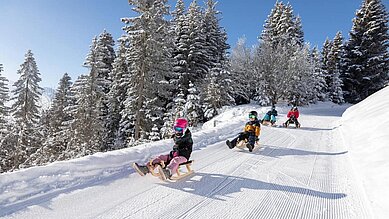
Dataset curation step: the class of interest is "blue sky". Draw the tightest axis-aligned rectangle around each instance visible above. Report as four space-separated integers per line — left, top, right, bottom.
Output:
0 0 388 88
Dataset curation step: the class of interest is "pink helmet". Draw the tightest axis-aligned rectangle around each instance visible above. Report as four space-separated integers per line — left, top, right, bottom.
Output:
174 118 188 133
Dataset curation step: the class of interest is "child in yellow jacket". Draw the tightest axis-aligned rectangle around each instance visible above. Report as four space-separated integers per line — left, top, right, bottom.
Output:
226 111 261 152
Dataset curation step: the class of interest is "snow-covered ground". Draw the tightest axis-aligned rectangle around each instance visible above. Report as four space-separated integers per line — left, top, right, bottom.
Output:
339 86 389 217
1 88 388 218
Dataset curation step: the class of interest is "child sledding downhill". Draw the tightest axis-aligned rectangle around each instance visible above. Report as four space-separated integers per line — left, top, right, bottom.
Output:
226 111 261 152
283 106 301 128
261 105 278 126
132 118 194 181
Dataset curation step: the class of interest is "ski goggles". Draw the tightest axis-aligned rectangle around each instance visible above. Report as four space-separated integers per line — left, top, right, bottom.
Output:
249 115 256 119
174 126 184 133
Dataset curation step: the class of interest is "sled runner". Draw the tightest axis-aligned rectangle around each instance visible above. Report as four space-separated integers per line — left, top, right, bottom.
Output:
261 120 277 127
235 139 260 151
282 121 301 128
133 159 194 181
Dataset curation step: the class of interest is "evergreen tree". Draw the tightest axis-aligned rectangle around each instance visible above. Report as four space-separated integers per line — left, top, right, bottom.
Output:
256 1 307 105
171 0 191 90
327 32 345 103
260 2 304 48
321 38 332 97
260 1 283 47
185 81 202 126
10 50 43 169
173 88 186 118
310 46 327 102
0 64 9 137
201 0 233 115
60 74 101 159
107 37 129 149
0 64 11 173
149 124 161 141
92 31 116 151
187 0 208 83
35 73 73 163
121 0 173 143
342 0 389 103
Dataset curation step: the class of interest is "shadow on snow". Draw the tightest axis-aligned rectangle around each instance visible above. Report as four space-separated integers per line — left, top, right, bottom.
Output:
257 145 348 158
160 172 347 201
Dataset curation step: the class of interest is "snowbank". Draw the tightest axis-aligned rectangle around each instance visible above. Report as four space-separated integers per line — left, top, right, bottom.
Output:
340 86 389 217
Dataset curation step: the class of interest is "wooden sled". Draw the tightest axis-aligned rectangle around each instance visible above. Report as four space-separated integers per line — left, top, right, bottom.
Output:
236 139 260 151
148 160 194 181
261 120 277 127
283 121 301 128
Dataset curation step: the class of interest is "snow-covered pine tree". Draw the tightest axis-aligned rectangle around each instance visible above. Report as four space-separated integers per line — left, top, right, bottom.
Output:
261 2 304 48
202 73 221 121
256 1 307 105
171 0 191 90
59 74 101 159
92 30 116 151
107 37 129 150
78 37 107 152
327 32 345 104
33 73 73 164
203 0 230 69
201 0 233 113
229 37 251 105
173 88 186 119
0 64 9 138
310 46 327 102
10 50 43 169
202 62 234 121
260 1 283 47
321 38 332 98
187 0 208 83
342 0 389 103
0 64 12 173
0 126 17 173
294 16 305 46
121 0 173 144
149 124 161 141
185 81 202 126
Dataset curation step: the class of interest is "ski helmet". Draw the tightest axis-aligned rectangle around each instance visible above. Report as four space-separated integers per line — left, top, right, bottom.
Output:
271 105 276 110
173 118 188 134
292 106 298 111
249 111 258 119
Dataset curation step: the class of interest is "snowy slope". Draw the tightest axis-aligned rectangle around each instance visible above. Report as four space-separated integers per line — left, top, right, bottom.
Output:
0 100 388 218
339 86 389 217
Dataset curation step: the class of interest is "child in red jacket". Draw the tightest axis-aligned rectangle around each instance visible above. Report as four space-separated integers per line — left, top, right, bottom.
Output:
284 106 300 128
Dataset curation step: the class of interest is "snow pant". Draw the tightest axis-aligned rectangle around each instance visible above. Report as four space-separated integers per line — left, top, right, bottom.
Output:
149 154 188 174
262 114 276 123
286 117 299 126
231 132 256 147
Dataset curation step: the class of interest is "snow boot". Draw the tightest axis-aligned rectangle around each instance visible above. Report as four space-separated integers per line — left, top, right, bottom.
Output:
226 140 234 149
226 138 237 149
158 166 172 181
247 143 254 152
132 163 150 176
